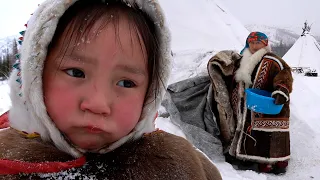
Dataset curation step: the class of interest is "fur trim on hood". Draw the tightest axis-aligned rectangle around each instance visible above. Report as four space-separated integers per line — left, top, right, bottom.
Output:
8 0 172 157
235 46 271 86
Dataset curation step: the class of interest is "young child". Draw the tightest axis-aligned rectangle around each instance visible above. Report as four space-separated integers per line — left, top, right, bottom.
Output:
0 0 222 179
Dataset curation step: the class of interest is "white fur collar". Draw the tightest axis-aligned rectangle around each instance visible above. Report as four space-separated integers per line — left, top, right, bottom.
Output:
235 46 271 86
8 0 172 157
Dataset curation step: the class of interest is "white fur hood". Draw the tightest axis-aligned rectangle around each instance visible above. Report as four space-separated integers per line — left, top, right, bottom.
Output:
8 0 172 157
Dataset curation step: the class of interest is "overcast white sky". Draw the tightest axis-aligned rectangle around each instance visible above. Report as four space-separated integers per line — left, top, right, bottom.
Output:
0 0 319 38
224 0 320 35
0 0 44 39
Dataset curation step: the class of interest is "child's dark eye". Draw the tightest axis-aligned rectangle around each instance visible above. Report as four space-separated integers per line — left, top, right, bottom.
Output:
117 80 136 88
64 68 85 78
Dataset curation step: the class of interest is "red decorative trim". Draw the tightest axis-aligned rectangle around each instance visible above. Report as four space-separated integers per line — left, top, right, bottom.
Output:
0 156 86 175
0 111 9 129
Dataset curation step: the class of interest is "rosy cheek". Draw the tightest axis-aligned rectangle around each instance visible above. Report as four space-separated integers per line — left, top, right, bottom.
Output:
45 84 79 129
118 107 139 130
114 96 144 133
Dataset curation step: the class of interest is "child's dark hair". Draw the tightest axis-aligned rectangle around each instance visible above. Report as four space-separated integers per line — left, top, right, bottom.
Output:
48 0 160 102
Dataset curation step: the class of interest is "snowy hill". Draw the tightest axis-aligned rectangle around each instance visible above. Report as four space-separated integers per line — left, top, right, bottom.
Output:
246 24 300 46
246 24 320 46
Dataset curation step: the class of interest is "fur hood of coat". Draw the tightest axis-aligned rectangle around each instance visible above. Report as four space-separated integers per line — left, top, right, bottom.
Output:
8 0 172 158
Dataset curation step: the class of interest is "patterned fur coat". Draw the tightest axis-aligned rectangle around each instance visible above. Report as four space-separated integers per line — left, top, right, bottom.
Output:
208 48 293 164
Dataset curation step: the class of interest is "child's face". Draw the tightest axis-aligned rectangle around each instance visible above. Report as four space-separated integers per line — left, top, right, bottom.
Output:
43 16 149 150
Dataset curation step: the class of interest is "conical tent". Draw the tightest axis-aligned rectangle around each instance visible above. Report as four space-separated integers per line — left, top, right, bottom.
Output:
283 32 320 75
159 0 249 52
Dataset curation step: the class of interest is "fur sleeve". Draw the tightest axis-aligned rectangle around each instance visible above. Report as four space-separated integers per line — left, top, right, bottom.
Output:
272 58 293 101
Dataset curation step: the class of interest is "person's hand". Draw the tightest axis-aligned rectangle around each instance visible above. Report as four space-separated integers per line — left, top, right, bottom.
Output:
273 93 287 105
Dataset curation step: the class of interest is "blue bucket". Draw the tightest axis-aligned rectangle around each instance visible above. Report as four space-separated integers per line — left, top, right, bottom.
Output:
245 88 283 115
